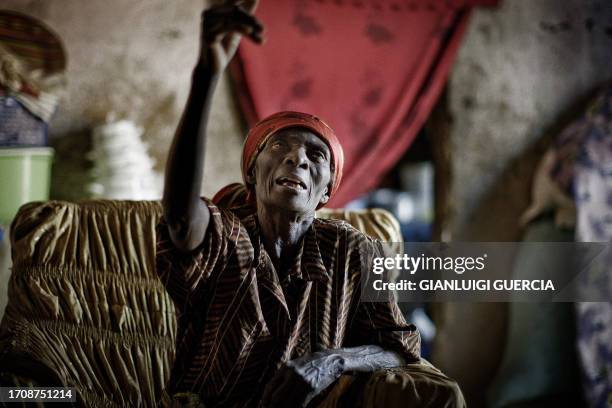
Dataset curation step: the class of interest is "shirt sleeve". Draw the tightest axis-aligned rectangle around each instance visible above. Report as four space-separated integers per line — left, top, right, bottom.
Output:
155 198 227 312
345 239 421 362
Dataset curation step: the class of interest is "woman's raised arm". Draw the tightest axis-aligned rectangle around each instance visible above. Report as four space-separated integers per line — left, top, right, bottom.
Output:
162 2 263 251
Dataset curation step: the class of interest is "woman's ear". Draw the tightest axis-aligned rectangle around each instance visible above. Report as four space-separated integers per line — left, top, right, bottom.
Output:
245 167 256 185
319 187 330 205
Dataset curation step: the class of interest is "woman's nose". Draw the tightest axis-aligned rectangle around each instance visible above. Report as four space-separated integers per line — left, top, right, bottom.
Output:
284 147 308 169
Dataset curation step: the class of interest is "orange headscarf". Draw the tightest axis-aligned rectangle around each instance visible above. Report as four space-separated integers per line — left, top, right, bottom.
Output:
213 111 344 209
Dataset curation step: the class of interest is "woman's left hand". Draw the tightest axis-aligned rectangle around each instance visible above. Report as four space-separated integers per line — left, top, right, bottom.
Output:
261 350 345 407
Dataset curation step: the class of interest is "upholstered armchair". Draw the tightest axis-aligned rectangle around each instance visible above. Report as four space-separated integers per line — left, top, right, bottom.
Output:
0 200 461 407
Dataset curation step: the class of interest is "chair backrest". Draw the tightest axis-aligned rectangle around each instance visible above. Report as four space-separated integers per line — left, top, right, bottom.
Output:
0 200 401 406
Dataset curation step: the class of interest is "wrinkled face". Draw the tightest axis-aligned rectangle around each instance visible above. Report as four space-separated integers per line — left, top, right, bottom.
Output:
247 127 332 214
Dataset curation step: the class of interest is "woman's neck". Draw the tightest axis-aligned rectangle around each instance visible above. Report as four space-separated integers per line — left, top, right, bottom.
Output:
256 205 315 264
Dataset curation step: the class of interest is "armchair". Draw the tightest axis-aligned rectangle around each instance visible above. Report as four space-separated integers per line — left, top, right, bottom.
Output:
0 200 462 407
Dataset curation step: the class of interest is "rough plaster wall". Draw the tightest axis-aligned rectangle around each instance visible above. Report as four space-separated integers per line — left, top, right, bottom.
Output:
449 0 612 237
434 1 612 405
0 0 245 318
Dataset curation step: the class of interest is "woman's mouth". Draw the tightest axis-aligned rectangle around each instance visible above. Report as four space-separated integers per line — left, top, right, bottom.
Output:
276 176 306 191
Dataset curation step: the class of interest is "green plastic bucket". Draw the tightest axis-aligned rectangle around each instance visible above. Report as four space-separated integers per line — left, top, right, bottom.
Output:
0 147 53 226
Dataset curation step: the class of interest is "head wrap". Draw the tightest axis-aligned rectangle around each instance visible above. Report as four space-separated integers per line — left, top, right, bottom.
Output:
213 111 344 210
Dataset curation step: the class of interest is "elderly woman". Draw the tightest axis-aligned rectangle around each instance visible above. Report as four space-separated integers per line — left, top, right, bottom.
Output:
157 3 462 407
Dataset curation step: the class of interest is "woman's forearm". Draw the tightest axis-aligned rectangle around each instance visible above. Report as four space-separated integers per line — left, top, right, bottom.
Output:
335 345 406 372
264 345 406 406
162 5 262 251
162 63 218 251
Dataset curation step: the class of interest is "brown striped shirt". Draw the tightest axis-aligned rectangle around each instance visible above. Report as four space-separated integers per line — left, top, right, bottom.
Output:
156 199 420 407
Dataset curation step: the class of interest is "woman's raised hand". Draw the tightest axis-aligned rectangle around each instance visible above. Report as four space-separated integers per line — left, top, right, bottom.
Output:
200 1 264 74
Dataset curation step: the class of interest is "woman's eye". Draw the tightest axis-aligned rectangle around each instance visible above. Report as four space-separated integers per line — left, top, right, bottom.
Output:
312 151 325 161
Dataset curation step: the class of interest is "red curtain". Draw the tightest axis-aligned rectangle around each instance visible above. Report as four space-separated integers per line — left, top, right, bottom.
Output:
234 0 497 207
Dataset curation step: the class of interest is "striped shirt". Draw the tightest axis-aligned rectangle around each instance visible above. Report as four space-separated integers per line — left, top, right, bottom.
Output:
156 200 420 407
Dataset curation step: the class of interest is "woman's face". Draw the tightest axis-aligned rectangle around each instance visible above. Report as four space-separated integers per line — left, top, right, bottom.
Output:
248 127 332 214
